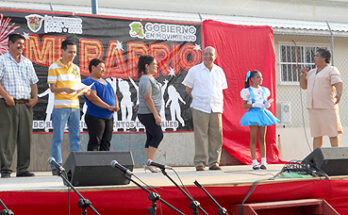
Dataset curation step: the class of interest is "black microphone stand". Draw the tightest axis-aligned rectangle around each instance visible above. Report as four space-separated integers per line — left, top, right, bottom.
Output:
123 174 185 215
0 200 14 215
56 169 100 215
160 169 208 215
194 180 228 215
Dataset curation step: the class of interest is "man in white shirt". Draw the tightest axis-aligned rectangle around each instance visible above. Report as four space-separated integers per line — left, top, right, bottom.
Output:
182 46 228 171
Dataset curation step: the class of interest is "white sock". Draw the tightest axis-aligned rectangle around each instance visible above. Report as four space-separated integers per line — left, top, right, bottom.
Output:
261 157 267 165
252 159 259 167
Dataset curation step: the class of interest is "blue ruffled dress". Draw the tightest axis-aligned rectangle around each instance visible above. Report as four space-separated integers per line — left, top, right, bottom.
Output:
240 87 279 127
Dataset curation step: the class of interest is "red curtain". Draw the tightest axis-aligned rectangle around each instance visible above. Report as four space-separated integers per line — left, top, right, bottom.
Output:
203 20 282 164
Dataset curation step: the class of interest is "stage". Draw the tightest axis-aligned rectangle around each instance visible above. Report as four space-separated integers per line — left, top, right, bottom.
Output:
1 164 347 215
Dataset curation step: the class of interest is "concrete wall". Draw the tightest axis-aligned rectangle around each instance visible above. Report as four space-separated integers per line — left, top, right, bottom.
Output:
10 131 237 171
8 129 241 171
13 132 194 171
277 127 348 161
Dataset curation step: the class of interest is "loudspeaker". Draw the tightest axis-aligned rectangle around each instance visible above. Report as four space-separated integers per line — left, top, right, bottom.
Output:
63 151 134 186
302 147 348 176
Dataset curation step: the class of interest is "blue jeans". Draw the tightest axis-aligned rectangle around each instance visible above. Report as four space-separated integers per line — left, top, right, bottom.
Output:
51 108 81 169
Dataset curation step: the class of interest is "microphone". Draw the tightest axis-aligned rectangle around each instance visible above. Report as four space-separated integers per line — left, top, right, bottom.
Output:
110 160 133 176
48 157 65 172
146 160 173 170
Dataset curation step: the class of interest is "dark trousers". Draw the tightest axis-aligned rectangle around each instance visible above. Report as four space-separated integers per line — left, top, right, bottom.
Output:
85 114 114 151
138 113 163 148
0 100 32 174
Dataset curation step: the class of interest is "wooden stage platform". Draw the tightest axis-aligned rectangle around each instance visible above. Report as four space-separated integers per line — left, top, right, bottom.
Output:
1 164 348 214
0 164 289 191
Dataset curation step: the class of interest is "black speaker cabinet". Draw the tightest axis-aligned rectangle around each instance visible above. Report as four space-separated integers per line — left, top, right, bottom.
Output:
302 147 348 176
63 151 134 186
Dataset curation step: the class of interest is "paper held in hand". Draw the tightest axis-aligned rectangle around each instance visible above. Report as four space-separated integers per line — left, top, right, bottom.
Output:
72 82 95 96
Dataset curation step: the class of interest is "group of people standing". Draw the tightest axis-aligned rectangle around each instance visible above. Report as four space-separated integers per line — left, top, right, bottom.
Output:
0 33 343 178
0 35 121 177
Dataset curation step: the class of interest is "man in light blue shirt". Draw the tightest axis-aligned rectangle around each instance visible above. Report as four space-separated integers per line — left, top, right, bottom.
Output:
0 33 39 178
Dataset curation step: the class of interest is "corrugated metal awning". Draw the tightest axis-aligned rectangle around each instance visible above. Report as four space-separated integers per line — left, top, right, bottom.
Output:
202 14 348 37
2 1 348 37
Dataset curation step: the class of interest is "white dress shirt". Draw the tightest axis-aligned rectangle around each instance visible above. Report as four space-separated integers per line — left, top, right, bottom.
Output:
182 63 228 113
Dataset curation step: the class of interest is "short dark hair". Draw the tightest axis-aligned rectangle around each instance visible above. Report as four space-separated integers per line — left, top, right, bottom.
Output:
88 58 104 73
61 38 76 50
317 48 331 64
245 70 260 88
8 33 25 44
137 55 155 76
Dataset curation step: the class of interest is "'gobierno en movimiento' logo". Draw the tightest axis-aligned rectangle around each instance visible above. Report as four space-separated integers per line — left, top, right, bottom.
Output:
129 22 145 39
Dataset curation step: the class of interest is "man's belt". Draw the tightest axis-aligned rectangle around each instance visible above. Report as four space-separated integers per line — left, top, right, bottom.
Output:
0 98 29 104
15 99 29 104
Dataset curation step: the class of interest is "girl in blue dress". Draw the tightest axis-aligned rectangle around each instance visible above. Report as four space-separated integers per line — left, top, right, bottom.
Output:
240 70 279 170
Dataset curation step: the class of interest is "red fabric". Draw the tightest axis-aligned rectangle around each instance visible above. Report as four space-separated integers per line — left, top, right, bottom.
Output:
1 179 347 214
203 20 282 164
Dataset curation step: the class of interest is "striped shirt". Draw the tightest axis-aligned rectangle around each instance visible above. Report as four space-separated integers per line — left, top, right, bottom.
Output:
0 52 39 99
47 59 81 109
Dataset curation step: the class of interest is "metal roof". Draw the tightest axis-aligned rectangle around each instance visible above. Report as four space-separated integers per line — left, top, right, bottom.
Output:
202 14 348 37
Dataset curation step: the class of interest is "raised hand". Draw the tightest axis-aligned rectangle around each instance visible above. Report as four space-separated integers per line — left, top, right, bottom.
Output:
300 67 309 76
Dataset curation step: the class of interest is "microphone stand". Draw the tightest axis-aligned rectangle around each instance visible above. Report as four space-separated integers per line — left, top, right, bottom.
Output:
0 200 14 215
160 169 208 215
123 174 185 215
194 180 228 215
56 169 100 215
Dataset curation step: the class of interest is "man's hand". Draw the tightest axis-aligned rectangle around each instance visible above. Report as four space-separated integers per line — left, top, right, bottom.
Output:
26 97 38 107
4 96 15 106
65 88 76 94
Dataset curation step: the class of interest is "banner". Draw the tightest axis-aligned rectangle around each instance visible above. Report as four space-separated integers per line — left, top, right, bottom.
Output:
203 20 282 164
0 9 201 132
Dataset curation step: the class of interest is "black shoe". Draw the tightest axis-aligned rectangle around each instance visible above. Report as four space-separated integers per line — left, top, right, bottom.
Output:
1 173 11 178
260 165 267 170
52 169 59 176
252 165 260 170
209 165 222 171
16 171 35 177
195 166 205 171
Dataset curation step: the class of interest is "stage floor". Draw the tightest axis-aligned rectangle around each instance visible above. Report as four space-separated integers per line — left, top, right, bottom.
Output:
0 164 319 191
